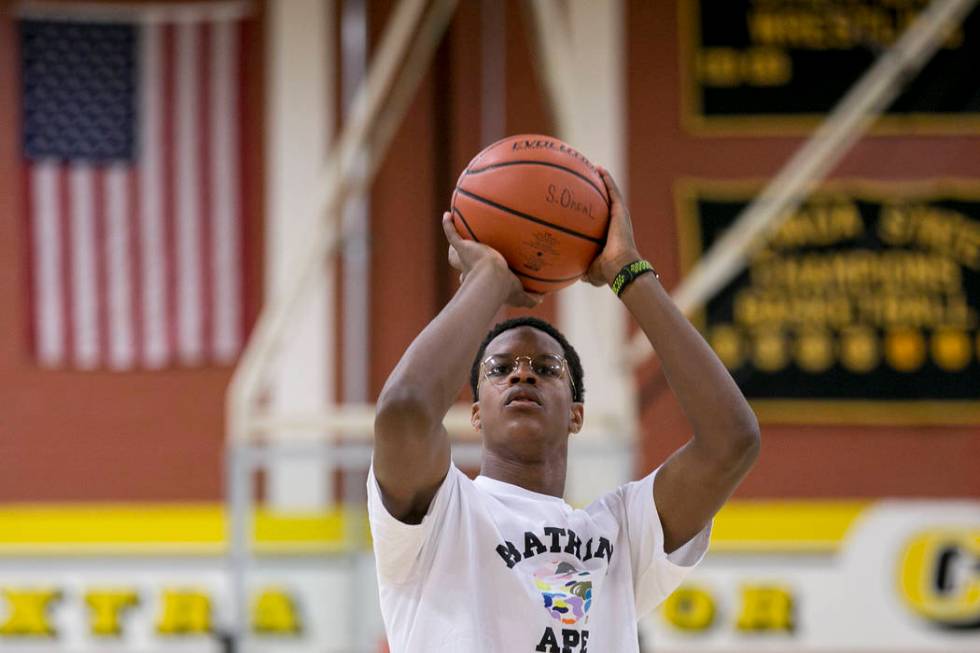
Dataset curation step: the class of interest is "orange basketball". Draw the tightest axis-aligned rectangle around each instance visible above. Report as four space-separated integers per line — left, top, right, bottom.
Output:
450 134 610 294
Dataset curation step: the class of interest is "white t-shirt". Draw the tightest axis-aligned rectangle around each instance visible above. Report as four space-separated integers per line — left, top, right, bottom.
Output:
367 461 710 653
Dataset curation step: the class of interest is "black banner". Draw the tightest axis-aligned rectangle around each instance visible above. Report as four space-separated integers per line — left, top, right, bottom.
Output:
683 0 980 132
680 181 980 423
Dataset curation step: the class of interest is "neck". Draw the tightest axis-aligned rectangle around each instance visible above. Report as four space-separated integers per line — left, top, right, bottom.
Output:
479 445 568 498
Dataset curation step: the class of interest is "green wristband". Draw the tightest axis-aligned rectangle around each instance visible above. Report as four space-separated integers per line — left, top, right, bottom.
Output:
611 259 658 297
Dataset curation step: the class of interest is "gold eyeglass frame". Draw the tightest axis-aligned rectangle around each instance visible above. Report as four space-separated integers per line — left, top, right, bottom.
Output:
479 353 576 396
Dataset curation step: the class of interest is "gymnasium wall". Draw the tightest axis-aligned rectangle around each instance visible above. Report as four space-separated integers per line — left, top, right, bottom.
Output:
5 1 972 504
0 0 977 651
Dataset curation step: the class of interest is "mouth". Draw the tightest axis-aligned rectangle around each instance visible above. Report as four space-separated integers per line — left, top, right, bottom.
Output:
505 390 542 407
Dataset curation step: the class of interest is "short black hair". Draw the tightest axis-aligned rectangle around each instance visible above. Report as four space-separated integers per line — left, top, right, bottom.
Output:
469 316 585 403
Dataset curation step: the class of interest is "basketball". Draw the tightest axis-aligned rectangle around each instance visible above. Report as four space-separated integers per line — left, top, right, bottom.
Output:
450 134 610 294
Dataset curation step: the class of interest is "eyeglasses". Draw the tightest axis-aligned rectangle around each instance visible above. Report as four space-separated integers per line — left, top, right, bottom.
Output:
479 353 575 394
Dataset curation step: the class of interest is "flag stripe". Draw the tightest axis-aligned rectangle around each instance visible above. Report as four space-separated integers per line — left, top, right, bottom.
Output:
212 18 241 361
199 22 214 363
21 162 37 360
93 167 110 368
58 166 74 365
128 167 144 366
69 163 98 369
140 21 167 368
176 21 202 364
106 164 134 369
161 23 178 366
30 163 64 366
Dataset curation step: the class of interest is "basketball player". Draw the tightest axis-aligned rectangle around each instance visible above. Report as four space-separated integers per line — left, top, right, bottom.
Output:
369 167 760 652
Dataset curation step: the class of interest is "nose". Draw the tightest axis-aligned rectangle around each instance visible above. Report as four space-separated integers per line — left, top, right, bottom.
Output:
508 359 538 385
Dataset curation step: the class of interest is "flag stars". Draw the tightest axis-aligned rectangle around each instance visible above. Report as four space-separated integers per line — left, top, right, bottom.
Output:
20 20 136 162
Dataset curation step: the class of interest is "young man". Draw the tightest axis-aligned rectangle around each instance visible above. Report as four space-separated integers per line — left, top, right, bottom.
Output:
369 168 760 652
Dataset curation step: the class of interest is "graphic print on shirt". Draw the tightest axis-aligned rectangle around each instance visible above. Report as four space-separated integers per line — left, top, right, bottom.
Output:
533 560 593 625
496 526 613 651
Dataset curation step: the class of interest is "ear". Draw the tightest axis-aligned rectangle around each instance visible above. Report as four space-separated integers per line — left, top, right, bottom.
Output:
471 402 481 431
568 402 584 434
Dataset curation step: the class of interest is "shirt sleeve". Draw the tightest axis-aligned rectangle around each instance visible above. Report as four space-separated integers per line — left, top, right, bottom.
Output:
618 466 712 616
366 460 462 585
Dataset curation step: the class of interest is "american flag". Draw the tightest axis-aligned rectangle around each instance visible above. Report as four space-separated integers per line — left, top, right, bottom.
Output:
19 2 249 370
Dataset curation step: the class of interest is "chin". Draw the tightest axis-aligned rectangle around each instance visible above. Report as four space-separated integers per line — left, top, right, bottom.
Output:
486 423 565 458
501 417 548 438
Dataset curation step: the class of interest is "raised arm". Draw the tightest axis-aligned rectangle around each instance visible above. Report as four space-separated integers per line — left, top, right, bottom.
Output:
587 169 761 553
373 213 540 523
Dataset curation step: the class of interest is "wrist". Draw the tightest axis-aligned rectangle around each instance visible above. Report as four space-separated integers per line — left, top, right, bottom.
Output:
610 258 660 298
470 257 518 293
601 250 643 286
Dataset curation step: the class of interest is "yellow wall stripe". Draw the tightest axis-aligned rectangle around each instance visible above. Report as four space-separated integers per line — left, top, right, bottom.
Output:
710 500 870 553
0 501 870 555
0 504 360 556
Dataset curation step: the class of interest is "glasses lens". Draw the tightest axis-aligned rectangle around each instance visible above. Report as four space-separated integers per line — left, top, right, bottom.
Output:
532 354 564 378
485 355 516 379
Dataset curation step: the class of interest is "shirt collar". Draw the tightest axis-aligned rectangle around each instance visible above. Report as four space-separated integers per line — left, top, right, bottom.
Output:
473 474 568 505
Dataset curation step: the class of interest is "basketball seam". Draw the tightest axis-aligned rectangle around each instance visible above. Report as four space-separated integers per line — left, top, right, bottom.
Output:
465 160 609 204
456 205 582 283
452 206 480 241
453 206 581 283
454 188 605 245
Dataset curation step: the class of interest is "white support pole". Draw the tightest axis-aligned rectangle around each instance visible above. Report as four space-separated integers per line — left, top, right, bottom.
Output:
224 438 252 647
528 0 634 504
525 0 574 138
339 4 372 644
626 0 979 363
341 0 371 407
265 0 335 510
